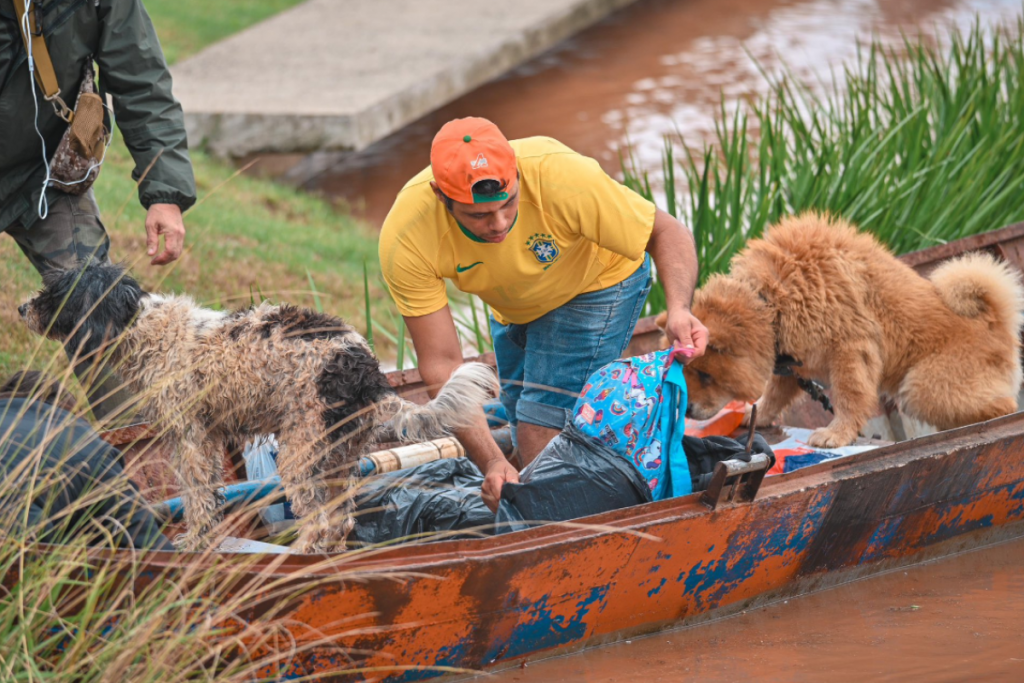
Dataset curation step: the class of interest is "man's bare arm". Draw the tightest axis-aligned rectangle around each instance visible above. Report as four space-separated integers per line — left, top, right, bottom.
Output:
645 208 708 358
404 307 518 511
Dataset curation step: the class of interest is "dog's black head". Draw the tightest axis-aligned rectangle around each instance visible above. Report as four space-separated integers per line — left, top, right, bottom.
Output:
19 261 146 358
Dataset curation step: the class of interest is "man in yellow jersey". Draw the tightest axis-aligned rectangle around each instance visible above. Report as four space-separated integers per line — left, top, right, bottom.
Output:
379 117 707 510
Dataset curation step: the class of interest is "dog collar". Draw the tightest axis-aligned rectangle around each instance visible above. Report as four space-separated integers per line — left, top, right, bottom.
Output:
759 291 835 415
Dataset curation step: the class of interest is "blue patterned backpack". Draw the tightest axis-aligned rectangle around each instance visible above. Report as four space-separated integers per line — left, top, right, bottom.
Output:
571 348 691 501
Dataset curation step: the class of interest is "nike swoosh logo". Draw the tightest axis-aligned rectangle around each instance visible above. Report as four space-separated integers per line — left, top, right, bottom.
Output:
456 262 484 273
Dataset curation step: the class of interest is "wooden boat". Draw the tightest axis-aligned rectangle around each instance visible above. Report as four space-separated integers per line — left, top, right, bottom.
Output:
95 221 1024 681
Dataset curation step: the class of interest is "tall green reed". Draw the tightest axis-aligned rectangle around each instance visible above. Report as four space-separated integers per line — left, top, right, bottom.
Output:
450 292 493 356
624 16 1024 301
361 273 493 371
306 268 324 313
362 261 375 352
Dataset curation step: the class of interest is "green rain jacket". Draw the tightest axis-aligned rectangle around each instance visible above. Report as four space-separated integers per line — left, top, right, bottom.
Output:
0 0 196 232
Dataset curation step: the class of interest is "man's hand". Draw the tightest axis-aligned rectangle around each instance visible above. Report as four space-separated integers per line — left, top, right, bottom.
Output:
145 203 185 266
664 307 709 362
481 458 520 512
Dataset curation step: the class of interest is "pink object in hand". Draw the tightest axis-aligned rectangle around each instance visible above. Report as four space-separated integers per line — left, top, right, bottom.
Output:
667 344 696 365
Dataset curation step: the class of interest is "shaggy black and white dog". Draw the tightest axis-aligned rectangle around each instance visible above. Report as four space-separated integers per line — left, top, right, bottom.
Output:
20 261 498 552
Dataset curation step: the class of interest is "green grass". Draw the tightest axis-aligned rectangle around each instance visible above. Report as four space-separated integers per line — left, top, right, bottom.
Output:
624 16 1024 303
144 0 306 66
2 0 395 379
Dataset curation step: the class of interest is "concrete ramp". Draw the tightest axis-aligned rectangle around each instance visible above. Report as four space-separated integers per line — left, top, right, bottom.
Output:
172 0 640 157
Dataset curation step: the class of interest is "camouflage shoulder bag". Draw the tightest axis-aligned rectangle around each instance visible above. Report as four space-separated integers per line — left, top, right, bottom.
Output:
15 1 110 196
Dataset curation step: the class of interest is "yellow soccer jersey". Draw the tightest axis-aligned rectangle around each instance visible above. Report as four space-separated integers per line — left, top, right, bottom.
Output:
378 137 656 325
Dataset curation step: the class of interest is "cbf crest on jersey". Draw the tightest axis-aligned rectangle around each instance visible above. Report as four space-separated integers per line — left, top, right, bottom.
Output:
525 233 560 268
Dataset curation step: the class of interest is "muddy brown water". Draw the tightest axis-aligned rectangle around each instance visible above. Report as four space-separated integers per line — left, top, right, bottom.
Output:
480 537 1024 682
246 0 1022 228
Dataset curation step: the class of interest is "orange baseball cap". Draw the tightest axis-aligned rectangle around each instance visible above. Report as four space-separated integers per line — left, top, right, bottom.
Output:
430 117 517 204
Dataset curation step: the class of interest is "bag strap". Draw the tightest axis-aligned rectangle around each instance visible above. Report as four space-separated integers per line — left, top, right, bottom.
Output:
13 0 73 122
663 360 693 498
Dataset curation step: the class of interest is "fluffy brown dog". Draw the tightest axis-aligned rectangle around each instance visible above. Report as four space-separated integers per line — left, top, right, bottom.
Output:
657 212 1024 447
20 262 498 553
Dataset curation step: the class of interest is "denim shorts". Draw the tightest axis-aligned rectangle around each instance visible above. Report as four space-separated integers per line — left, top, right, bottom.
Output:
490 254 652 437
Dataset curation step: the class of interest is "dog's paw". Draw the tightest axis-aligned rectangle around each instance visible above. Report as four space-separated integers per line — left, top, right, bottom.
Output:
807 427 857 449
173 532 207 553
294 537 346 555
294 525 349 555
740 402 775 428
292 539 316 554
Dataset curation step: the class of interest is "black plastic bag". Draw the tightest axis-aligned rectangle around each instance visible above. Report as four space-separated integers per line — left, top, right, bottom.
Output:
349 423 652 544
349 457 495 546
349 423 775 546
495 422 653 533
684 433 775 492
0 398 172 551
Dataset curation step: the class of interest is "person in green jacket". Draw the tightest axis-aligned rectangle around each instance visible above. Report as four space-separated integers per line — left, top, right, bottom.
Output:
1 0 197 421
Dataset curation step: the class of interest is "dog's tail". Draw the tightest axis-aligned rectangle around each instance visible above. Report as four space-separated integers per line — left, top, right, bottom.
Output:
930 252 1024 338
377 362 499 442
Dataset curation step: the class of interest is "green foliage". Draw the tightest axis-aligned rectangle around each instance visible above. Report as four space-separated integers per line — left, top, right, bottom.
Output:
144 0 306 65
363 261 375 352
306 269 324 313
623 17 1024 308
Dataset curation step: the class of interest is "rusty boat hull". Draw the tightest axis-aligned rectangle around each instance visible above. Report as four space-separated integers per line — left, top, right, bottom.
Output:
87 221 1024 680
121 410 1024 681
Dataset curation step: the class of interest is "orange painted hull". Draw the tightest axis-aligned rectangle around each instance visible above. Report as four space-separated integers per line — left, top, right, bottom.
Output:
88 221 1024 679
116 411 1024 681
